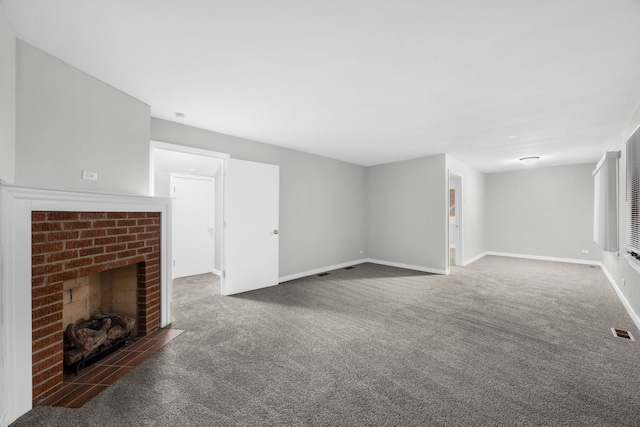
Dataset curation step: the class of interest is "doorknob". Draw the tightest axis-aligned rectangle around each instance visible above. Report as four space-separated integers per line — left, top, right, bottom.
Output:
274 230 279 235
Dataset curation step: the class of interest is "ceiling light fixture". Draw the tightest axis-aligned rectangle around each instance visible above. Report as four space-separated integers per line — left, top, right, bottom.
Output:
519 156 540 164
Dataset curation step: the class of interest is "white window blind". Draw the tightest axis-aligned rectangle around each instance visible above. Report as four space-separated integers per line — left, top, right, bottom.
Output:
627 130 640 254
593 151 620 252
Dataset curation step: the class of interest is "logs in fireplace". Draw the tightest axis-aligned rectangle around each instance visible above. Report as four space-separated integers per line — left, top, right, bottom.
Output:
64 313 136 374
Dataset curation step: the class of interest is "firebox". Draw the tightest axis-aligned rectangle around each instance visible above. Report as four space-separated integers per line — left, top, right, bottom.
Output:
61 264 139 372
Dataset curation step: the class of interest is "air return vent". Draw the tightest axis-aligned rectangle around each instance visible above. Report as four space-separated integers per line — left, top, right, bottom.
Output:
344 266 355 270
317 272 330 277
611 328 635 340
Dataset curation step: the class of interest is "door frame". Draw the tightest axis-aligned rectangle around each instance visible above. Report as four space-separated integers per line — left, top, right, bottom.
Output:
150 140 229 293
448 172 464 269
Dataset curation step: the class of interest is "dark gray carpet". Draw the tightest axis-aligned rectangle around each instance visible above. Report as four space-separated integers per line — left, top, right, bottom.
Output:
11 256 640 426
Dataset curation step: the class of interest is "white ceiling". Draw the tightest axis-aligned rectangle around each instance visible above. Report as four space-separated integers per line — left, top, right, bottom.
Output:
5 0 640 172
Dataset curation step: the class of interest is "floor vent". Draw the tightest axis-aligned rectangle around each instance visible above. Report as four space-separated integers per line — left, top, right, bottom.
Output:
611 328 635 340
317 272 330 277
344 266 355 270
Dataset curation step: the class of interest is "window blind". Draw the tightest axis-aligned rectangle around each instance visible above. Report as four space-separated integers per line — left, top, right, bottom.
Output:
627 130 640 253
593 151 620 252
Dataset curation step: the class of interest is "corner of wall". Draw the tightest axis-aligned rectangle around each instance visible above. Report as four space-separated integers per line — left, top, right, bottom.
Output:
0 1 16 424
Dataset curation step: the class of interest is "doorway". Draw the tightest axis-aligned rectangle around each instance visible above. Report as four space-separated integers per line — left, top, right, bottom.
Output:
150 141 226 279
171 174 215 278
448 173 463 269
150 141 281 297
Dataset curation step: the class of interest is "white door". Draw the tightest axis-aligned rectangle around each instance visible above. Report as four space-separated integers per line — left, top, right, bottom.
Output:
171 174 214 278
224 159 279 295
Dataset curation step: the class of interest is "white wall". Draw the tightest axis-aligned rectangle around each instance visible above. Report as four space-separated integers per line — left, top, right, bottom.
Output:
15 41 151 195
486 163 601 262
366 154 448 273
600 105 640 330
446 155 486 265
0 1 15 423
0 2 15 184
151 118 368 278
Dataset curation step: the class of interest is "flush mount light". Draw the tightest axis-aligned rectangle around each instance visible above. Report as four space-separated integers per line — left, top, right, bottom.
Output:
175 112 185 119
519 156 540 164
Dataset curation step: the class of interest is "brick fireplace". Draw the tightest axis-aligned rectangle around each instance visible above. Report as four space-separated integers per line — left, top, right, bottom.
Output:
31 211 162 404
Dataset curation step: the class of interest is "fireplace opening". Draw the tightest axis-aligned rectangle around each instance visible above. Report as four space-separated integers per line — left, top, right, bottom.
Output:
62 264 139 373
31 210 162 404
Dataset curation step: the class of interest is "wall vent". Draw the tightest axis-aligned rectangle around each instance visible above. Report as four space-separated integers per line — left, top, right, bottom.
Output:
344 266 355 270
317 272 330 277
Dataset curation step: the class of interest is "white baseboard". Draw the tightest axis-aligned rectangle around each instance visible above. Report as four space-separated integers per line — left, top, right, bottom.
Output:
366 258 449 275
278 259 368 283
600 264 640 331
279 258 449 282
212 269 221 277
485 252 600 266
487 252 639 330
463 252 488 266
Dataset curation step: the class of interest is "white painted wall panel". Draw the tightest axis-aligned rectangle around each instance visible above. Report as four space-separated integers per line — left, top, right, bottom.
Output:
0 2 15 424
366 154 447 272
0 3 15 184
15 41 150 195
486 163 601 262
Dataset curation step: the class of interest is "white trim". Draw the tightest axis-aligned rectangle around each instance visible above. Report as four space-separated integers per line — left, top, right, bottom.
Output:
212 269 222 277
279 259 449 282
150 140 230 159
485 252 600 266
600 263 640 331
463 252 488 266
150 140 229 295
486 251 640 331
0 184 172 425
278 259 368 283
278 258 449 283
447 172 464 270
366 258 449 275
592 151 621 176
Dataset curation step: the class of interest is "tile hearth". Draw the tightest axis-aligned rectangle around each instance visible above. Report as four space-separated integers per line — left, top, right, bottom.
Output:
39 328 184 408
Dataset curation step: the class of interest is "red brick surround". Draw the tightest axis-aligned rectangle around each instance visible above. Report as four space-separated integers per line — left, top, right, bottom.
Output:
31 211 161 404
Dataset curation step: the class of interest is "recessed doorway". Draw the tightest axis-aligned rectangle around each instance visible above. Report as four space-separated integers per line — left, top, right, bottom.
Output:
448 172 463 269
